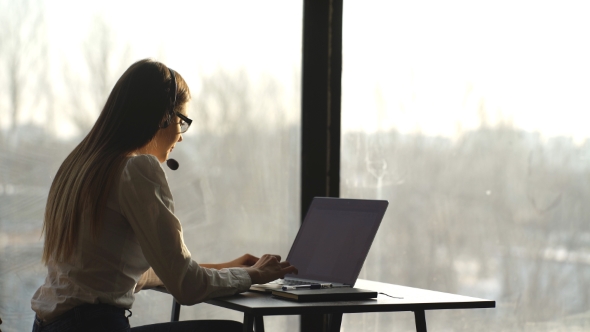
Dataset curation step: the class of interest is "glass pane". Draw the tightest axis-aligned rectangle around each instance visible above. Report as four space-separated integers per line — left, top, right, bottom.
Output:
0 1 301 330
342 1 590 331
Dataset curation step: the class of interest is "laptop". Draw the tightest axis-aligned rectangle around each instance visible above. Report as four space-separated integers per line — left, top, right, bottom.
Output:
250 197 388 292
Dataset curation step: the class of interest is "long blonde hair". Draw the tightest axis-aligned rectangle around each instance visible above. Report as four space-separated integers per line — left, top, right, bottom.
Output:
42 59 190 264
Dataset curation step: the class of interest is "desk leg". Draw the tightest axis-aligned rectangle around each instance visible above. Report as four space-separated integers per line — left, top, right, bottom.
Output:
243 314 254 332
413 310 427 332
324 313 343 332
170 300 181 322
254 316 265 332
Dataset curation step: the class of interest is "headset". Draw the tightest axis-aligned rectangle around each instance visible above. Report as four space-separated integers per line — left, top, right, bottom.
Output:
161 67 181 171
160 67 177 129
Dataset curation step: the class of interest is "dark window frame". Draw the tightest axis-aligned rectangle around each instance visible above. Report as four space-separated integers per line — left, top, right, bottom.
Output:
300 0 343 330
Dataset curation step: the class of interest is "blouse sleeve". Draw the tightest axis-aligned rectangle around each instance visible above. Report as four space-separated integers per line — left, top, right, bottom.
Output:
118 154 251 305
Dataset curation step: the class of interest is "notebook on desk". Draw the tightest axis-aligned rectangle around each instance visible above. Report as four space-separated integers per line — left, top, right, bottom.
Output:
250 197 388 293
271 287 378 302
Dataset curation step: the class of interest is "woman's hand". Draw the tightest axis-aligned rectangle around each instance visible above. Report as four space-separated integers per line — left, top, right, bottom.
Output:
244 254 298 285
226 253 260 267
201 254 260 270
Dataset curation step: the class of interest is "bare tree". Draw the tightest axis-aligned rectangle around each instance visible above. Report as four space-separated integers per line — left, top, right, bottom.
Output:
62 15 131 135
0 0 49 138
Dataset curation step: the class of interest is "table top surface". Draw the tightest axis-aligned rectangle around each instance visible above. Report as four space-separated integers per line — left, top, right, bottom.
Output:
205 279 496 316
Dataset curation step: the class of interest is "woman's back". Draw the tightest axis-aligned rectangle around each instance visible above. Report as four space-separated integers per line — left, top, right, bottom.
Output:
32 156 154 322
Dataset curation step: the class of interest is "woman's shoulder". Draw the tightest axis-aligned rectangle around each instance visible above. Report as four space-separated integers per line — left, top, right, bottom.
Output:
122 154 166 183
117 154 174 213
126 154 161 167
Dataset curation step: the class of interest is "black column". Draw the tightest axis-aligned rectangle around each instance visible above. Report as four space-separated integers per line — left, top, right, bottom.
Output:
301 0 342 215
300 0 343 331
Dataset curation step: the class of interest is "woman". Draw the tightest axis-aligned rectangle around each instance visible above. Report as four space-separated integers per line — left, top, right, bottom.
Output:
31 59 297 331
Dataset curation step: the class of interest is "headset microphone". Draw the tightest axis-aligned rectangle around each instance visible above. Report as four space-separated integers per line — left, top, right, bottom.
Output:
164 68 180 171
166 159 179 171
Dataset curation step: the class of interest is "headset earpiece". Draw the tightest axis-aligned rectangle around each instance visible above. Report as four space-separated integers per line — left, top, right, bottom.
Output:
160 68 177 129
160 112 171 129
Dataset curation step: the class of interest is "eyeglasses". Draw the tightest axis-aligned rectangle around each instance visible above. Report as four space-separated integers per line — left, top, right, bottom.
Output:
176 112 192 133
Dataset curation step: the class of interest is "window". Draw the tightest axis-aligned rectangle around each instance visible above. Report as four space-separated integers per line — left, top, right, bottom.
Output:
0 1 301 330
342 1 590 330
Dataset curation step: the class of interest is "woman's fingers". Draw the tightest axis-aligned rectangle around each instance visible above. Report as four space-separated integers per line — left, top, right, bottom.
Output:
279 261 292 268
243 254 260 265
260 254 281 262
255 254 281 266
246 254 297 283
282 265 298 275
279 260 298 275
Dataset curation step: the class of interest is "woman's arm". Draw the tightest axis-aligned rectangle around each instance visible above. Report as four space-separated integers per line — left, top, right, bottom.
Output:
138 253 295 291
120 156 294 305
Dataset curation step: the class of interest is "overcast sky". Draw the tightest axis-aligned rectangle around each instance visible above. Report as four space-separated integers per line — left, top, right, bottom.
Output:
35 0 590 143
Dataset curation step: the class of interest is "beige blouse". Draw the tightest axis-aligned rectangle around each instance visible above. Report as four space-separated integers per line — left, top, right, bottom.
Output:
31 154 251 322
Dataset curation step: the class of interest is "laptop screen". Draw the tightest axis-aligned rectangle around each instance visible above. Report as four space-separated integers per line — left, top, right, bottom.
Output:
285 198 388 286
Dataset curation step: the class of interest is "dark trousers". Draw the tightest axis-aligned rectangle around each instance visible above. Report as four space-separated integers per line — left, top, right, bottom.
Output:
32 304 243 332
